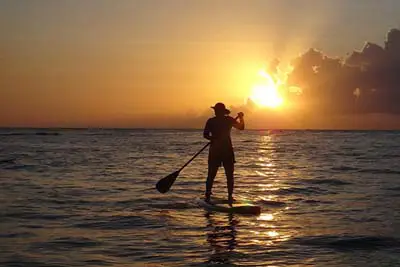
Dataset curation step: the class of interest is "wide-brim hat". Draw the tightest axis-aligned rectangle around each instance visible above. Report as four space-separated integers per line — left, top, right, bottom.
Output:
211 102 230 115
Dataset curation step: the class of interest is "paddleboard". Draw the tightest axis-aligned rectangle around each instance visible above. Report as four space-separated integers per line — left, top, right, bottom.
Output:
197 198 261 215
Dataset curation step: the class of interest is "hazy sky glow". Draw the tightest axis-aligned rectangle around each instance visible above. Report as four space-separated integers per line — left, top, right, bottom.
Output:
1 0 400 128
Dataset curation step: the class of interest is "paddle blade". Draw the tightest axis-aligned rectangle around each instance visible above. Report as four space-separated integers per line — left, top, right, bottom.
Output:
156 170 180 193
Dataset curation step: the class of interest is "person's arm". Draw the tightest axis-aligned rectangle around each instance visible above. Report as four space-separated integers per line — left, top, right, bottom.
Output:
203 119 213 141
232 112 245 130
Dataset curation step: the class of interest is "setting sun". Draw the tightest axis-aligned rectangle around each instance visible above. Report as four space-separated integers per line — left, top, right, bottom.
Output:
249 70 284 109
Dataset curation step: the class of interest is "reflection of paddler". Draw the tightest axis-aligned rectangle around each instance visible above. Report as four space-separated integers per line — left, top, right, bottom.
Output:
205 212 238 265
203 102 245 206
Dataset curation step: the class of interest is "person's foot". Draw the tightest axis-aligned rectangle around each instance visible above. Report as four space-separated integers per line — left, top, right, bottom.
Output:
228 195 234 207
204 193 211 203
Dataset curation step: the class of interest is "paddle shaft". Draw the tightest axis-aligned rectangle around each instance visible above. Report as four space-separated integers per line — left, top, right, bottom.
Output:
178 142 210 172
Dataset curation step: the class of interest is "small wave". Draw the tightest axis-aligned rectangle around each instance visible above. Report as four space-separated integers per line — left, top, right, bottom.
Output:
300 199 335 204
385 186 400 191
0 158 16 164
73 215 163 230
148 201 196 210
291 235 400 251
383 186 400 197
115 196 167 206
3 211 72 221
258 186 328 196
2 163 38 171
44 197 111 207
256 199 287 207
381 154 400 159
83 259 113 265
344 216 381 223
0 259 60 267
176 180 202 187
358 168 400 175
83 132 113 136
35 132 60 136
308 178 352 186
337 152 363 157
22 223 45 229
0 232 36 238
0 132 61 136
32 236 101 251
331 166 359 172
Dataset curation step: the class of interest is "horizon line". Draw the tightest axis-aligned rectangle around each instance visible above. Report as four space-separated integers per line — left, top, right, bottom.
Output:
1 127 400 131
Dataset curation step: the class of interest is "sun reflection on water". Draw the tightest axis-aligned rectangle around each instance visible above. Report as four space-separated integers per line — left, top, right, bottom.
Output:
204 212 237 265
267 230 279 237
240 133 298 249
258 213 274 221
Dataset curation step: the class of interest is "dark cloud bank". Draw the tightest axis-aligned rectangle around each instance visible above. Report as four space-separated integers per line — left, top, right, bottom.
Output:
286 28 400 115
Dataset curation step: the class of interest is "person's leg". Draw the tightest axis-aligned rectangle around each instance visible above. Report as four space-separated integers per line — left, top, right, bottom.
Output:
205 163 219 202
223 161 234 206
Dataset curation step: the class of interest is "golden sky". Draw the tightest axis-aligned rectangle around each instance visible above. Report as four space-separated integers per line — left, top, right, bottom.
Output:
1 1 400 128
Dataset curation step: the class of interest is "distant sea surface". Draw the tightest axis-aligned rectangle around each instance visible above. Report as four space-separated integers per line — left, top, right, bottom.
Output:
1 128 400 267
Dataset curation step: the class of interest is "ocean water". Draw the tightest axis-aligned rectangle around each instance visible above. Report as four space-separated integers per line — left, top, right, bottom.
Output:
1 128 400 267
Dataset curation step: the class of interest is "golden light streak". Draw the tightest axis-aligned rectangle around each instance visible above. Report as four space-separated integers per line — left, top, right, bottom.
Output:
249 70 284 108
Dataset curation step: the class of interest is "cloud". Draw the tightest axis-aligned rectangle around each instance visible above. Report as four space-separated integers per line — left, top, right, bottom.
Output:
286 28 400 115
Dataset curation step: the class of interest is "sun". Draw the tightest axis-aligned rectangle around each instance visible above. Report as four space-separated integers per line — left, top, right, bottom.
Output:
250 84 283 108
249 70 284 109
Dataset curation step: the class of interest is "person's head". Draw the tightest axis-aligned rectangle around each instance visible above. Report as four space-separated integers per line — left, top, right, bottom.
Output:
211 102 230 117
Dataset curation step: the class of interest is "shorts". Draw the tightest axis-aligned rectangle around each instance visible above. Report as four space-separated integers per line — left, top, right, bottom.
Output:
208 146 235 167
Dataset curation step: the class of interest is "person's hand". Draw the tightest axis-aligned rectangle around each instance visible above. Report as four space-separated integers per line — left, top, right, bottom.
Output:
238 112 244 118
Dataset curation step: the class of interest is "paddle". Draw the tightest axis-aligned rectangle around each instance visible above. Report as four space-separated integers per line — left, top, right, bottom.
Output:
156 142 210 193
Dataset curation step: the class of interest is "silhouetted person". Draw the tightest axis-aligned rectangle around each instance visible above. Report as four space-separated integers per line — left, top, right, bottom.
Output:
203 102 245 206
